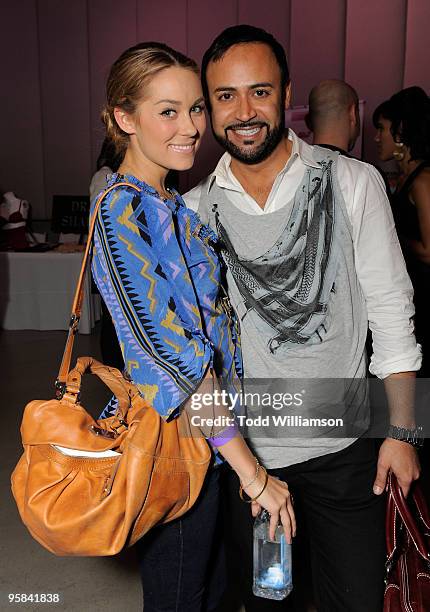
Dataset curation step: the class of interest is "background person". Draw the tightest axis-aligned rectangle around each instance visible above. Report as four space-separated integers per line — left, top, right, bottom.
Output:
89 137 124 370
373 87 430 376
306 78 360 155
90 137 124 202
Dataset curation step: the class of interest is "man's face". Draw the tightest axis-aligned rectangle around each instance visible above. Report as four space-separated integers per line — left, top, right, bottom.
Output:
205 42 289 164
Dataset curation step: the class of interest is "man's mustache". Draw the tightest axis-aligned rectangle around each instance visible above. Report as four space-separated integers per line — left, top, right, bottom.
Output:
225 121 268 132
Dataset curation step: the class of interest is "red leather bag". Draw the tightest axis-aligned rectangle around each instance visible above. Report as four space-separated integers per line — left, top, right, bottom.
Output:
384 472 430 611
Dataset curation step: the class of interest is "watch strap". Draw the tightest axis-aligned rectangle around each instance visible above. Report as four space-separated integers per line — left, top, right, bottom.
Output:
387 425 424 448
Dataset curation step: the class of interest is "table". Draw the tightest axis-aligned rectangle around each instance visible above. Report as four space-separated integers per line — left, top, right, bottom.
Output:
0 251 100 334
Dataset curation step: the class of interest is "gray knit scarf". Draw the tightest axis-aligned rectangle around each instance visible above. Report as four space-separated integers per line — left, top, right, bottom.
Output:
214 159 339 352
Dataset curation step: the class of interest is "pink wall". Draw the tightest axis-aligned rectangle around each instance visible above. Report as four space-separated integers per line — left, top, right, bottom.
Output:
1 1 44 216
345 0 407 163
88 0 138 165
1 0 430 217
404 0 430 92
290 0 346 106
38 0 92 200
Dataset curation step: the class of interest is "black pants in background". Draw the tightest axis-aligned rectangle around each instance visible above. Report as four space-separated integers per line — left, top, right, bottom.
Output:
221 438 386 612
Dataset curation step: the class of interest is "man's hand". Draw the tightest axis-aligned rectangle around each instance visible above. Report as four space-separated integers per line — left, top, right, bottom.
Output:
373 438 420 497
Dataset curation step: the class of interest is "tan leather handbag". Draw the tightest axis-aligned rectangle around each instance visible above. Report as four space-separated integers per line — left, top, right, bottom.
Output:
11 183 211 556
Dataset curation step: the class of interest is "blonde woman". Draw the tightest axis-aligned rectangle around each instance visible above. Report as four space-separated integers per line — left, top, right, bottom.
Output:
91 43 295 611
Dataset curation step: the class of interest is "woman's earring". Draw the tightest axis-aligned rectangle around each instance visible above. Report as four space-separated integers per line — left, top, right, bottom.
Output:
393 141 405 161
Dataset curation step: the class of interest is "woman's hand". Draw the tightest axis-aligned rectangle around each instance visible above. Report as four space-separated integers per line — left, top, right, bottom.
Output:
243 472 296 543
193 384 297 543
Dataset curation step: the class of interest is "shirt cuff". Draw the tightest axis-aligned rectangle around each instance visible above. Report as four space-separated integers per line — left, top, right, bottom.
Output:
369 344 422 378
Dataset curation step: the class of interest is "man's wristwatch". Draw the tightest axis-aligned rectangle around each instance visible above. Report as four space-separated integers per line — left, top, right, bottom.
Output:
387 425 424 448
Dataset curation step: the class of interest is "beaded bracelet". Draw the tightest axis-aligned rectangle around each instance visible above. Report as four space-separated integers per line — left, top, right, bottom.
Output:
239 466 269 503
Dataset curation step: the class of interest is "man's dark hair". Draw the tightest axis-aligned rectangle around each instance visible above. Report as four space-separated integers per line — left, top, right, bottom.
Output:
201 24 290 109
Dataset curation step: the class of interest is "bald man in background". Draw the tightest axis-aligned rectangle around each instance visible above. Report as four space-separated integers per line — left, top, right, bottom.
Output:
306 79 360 155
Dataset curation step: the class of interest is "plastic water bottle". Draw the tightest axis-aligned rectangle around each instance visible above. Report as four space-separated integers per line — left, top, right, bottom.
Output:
253 509 293 600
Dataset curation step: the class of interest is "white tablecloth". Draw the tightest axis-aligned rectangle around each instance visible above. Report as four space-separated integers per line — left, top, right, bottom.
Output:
0 251 100 334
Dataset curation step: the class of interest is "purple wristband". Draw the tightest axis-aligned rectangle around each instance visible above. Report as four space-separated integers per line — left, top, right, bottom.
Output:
207 423 239 448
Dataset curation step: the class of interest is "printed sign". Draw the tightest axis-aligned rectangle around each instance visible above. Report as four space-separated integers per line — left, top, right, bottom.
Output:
51 196 89 234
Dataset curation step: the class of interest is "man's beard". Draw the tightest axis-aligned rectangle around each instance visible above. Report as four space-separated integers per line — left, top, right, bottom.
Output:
212 114 285 165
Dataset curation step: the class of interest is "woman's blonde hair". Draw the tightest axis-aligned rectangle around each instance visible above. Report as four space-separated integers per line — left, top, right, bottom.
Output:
102 42 199 154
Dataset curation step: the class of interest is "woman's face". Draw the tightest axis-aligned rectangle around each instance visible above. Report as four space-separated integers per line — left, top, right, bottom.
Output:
374 116 396 162
119 66 206 173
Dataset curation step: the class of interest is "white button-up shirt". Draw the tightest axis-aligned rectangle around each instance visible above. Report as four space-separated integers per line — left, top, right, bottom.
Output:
184 130 421 378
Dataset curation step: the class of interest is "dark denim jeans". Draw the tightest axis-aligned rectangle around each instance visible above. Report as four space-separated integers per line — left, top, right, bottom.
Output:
135 467 225 612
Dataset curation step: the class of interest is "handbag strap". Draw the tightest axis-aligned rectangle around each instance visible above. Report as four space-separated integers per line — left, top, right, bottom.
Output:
413 480 430 530
386 471 430 563
55 181 141 396
386 485 396 561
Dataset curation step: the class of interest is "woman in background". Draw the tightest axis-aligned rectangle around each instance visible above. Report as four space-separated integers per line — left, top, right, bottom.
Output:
89 138 124 369
91 42 295 611
90 137 124 202
374 87 430 376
